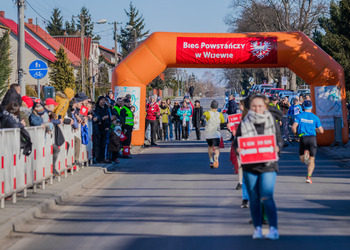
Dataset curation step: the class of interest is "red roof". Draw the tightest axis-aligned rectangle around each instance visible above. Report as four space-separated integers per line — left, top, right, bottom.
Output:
55 36 91 60
0 16 56 62
25 23 81 66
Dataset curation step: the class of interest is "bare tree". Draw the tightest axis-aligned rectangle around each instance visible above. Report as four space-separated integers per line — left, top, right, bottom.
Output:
224 0 329 90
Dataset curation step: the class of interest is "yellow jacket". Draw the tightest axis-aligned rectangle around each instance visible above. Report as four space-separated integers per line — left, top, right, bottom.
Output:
160 106 170 123
54 88 75 118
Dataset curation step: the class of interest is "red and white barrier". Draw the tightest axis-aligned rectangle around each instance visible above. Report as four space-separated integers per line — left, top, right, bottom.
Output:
0 121 93 209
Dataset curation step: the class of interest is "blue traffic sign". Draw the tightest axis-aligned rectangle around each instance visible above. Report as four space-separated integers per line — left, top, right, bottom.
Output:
29 60 48 79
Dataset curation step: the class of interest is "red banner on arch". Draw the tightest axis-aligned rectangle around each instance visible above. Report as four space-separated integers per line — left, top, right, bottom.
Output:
176 37 277 64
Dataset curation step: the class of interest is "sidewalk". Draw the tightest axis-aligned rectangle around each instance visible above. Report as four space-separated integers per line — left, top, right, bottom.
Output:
0 146 143 244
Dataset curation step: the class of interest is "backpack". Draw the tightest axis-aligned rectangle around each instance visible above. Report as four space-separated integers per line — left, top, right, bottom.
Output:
20 127 32 156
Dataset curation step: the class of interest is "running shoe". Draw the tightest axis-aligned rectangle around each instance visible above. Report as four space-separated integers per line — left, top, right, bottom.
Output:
213 154 219 168
306 176 312 184
265 226 279 240
241 199 249 208
235 183 242 190
210 161 214 169
253 226 263 239
304 150 310 165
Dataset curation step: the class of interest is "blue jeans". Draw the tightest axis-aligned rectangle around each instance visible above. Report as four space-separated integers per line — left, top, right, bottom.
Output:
242 178 249 201
243 171 277 228
167 122 173 140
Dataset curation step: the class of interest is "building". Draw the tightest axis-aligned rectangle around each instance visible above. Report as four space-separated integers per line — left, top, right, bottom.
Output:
0 11 56 90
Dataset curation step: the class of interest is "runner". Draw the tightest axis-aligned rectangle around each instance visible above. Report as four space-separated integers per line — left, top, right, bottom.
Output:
292 100 324 184
202 100 226 168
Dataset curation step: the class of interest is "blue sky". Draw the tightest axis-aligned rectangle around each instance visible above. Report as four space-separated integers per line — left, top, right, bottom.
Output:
2 0 233 78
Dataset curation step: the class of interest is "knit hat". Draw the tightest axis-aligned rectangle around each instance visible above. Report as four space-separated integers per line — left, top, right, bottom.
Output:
75 92 89 103
34 103 45 115
21 96 33 108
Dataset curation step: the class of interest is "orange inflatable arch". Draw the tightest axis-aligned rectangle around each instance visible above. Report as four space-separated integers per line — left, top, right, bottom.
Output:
111 31 348 146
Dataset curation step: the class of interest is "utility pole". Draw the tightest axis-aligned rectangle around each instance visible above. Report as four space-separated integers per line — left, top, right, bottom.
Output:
17 0 26 96
80 15 85 94
114 21 118 65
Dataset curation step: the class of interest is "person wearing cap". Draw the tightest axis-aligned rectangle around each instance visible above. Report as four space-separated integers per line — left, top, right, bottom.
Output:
145 95 160 146
29 102 46 127
20 96 34 127
292 100 324 184
201 100 226 168
120 99 134 158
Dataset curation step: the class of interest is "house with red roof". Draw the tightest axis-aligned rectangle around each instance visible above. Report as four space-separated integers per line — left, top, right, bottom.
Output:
99 45 122 66
55 36 103 87
25 18 81 66
0 11 56 89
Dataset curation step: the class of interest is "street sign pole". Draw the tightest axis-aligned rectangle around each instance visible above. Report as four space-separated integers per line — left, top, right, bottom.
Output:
29 60 48 100
37 79 40 99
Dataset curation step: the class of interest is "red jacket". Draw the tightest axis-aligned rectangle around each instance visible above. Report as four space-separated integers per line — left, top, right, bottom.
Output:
146 102 160 121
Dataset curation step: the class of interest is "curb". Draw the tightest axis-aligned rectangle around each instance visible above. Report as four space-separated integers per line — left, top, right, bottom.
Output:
0 166 106 243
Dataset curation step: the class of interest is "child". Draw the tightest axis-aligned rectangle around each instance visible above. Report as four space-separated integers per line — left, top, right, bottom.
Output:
108 120 122 164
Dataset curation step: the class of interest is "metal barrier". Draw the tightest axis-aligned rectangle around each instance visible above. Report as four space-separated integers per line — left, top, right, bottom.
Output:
0 121 93 208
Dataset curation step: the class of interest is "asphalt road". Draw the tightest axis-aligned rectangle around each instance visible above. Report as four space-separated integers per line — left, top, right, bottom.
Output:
4 96 350 250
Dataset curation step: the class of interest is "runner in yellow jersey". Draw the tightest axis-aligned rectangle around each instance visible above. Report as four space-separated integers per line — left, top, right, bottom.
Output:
202 100 226 168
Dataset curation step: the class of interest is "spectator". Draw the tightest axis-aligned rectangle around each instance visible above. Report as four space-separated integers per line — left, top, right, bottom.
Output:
54 88 75 118
93 96 111 163
106 91 115 106
171 101 181 140
279 97 290 115
20 96 33 127
108 120 122 164
145 95 160 146
177 101 191 140
184 97 194 135
189 84 194 99
44 98 62 126
120 99 134 158
227 95 238 115
166 98 173 140
192 100 204 140
29 102 47 127
159 100 170 141
1 102 25 128
0 84 22 112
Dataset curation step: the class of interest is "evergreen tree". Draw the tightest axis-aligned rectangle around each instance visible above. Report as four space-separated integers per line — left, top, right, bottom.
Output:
316 0 350 89
0 31 12 98
65 17 77 35
118 2 150 57
49 46 76 92
76 7 100 40
46 8 65 36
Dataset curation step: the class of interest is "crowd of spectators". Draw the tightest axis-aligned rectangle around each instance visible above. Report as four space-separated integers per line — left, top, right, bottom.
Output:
145 94 203 145
0 84 136 172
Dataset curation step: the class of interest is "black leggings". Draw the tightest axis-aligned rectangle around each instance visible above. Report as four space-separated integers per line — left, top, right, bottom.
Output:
161 123 168 140
174 120 181 140
181 121 189 139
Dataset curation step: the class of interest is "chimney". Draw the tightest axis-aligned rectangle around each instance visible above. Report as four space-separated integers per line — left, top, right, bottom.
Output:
0 11 5 18
28 18 33 24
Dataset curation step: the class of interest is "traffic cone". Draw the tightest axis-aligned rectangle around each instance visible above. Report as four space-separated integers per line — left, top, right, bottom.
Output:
220 137 225 148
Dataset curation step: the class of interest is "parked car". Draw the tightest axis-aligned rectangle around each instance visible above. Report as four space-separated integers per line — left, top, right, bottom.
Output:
296 89 310 97
279 91 295 99
256 84 274 93
267 88 285 97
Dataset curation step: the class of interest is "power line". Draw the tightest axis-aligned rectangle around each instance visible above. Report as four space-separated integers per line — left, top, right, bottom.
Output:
25 0 50 23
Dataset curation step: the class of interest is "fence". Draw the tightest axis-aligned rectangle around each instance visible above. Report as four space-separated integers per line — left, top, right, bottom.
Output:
0 121 93 209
